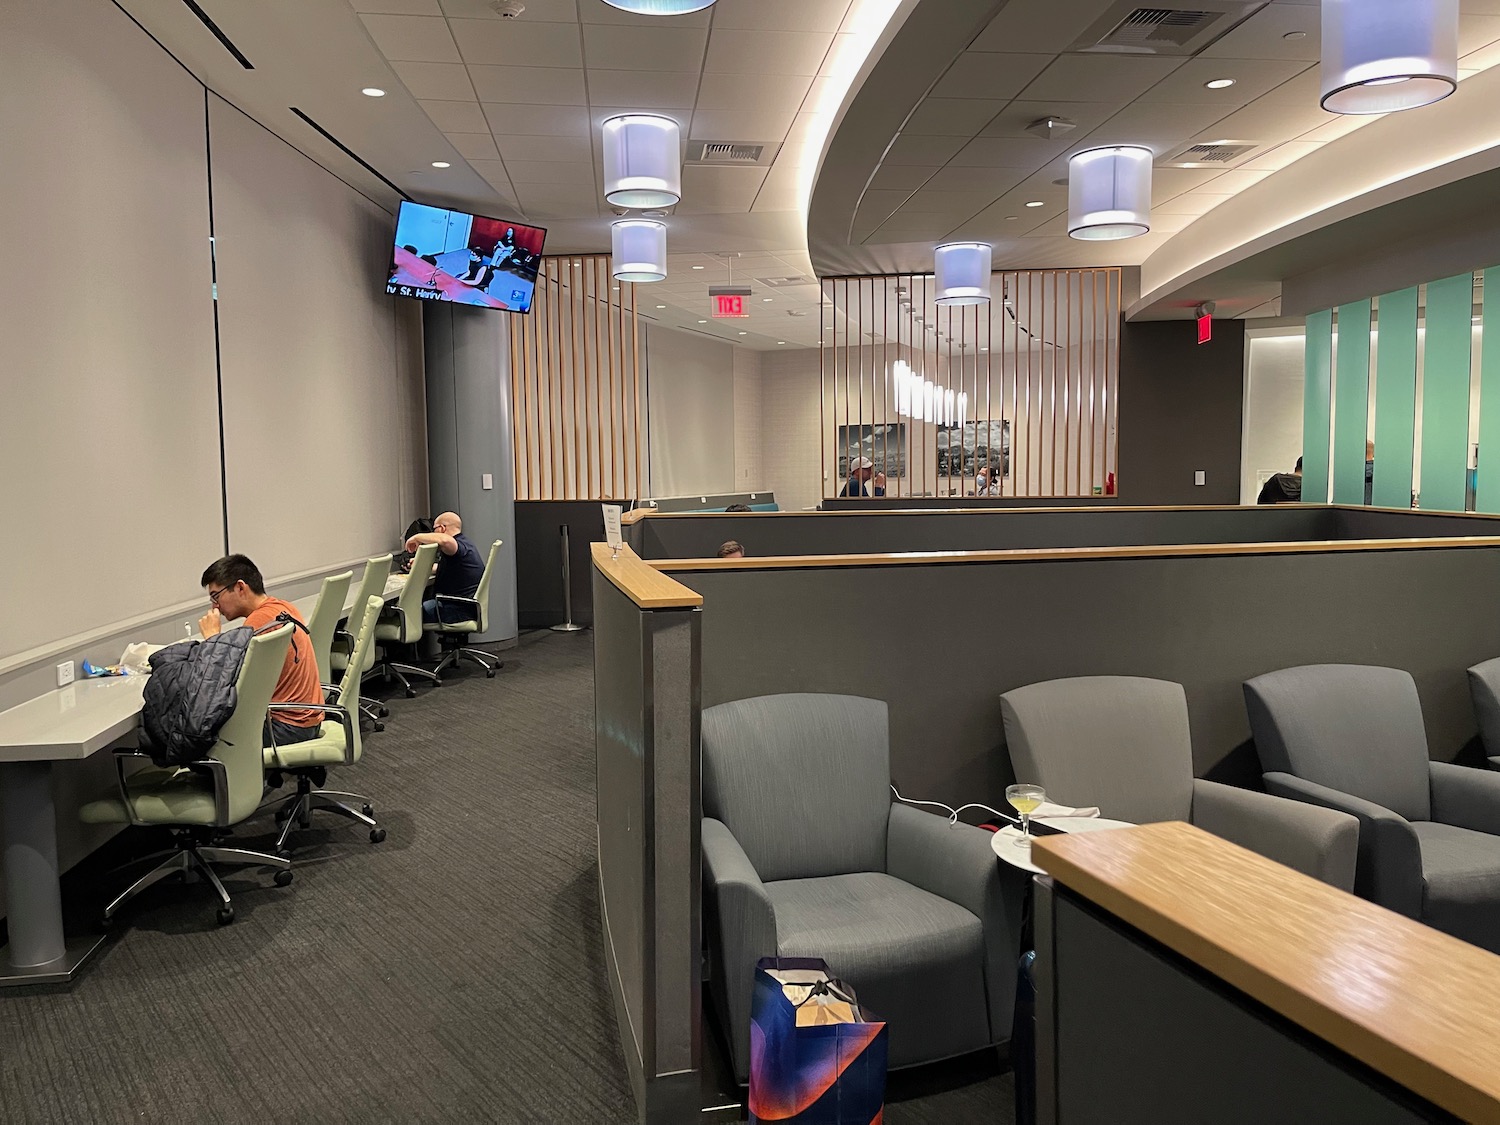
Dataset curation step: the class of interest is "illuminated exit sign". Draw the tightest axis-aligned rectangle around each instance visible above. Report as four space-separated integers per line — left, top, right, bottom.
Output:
709 285 752 318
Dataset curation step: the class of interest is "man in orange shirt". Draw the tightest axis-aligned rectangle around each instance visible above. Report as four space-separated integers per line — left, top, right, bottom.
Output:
198 554 323 749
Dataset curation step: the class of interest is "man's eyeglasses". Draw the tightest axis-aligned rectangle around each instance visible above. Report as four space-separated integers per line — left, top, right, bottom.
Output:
208 586 232 606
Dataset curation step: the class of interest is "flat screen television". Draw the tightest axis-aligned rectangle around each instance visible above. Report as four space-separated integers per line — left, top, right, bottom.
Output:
386 200 547 313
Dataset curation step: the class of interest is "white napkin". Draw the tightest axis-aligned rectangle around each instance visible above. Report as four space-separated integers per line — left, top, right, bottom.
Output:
1033 800 1100 819
119 642 167 675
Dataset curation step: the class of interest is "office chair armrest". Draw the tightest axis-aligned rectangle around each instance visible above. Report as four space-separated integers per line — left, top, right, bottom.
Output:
435 594 480 614
110 750 157 827
1264 771 1422 916
266 702 356 766
1429 761 1500 835
702 817 777 1077
1191 778 1358 891
331 629 354 655
886 802 1018 1044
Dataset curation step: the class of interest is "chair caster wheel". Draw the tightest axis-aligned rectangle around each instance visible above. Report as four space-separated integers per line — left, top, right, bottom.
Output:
370 827 387 844
274 869 294 888
98 915 114 933
216 906 235 925
405 688 417 698
379 706 389 717
277 847 293 861
373 723 385 733
362 803 374 816
485 669 496 678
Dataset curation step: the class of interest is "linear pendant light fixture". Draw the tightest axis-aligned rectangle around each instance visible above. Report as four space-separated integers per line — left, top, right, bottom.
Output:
1321 0 1458 114
934 243 992 306
1068 145 1152 241
612 220 668 283
602 115 682 208
601 0 717 15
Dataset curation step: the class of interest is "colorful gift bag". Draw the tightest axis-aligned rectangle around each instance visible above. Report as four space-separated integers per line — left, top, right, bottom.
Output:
749 957 888 1125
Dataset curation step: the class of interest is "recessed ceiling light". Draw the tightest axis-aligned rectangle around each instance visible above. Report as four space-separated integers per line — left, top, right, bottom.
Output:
692 265 705 270
738 331 747 335
1283 31 1307 41
778 341 786 345
698 319 707 324
361 88 386 97
1204 78 1236 90
656 304 666 309
1025 200 1045 208
762 297 773 302
1005 215 1019 221
430 161 451 168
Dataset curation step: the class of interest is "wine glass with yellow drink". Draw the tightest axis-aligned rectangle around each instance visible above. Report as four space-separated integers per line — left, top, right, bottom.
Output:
1006 783 1046 848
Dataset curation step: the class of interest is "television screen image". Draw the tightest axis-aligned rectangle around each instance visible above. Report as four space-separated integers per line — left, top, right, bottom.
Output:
387 201 546 313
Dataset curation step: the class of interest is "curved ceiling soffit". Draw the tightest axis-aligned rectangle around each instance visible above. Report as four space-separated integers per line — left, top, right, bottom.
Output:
1134 64 1500 320
807 0 1005 279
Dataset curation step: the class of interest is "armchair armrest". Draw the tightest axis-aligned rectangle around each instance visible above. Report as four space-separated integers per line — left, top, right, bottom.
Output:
886 802 1019 1045
434 594 480 613
266 702 355 765
1191 778 1358 891
702 817 777 1081
1264 772 1422 917
112 750 230 827
1429 761 1500 835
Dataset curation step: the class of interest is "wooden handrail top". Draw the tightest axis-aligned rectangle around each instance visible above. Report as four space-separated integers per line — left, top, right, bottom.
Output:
590 542 702 609
620 503 1500 523
1033 822 1500 1125
650 535 1500 571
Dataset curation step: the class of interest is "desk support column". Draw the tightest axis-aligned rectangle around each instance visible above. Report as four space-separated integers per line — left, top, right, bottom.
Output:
1 760 65 968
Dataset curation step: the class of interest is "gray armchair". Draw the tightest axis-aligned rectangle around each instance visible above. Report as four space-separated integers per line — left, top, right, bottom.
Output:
1000 676 1358 890
1467 657 1500 765
1245 663 1500 953
702 693 1016 1083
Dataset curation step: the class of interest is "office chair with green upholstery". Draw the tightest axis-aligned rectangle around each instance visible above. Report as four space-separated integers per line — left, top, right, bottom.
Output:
307 569 352 701
80 625 296 926
424 539 504 678
264 595 387 854
375 542 441 696
331 553 392 727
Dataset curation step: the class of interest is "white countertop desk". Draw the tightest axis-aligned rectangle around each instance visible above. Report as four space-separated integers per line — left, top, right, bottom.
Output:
0 568 411 985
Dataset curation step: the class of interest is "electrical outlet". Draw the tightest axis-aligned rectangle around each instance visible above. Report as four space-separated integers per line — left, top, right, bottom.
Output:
481 473 493 490
1194 470 1206 486
56 661 75 688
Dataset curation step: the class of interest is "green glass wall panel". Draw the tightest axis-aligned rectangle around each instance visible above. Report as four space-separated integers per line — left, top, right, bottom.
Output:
1479 268 1500 512
1302 309 1333 505
1372 287 1418 509
1332 300 1372 504
1419 273 1475 511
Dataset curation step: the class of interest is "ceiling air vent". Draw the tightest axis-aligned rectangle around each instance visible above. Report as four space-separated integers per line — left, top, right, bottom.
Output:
1160 140 1258 168
686 141 781 167
1069 1 1267 56
758 275 815 288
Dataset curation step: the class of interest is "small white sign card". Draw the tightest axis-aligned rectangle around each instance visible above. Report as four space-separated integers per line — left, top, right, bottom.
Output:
602 504 624 557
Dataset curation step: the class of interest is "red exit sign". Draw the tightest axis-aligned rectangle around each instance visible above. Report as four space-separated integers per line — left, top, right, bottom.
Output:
712 294 748 318
1197 313 1212 344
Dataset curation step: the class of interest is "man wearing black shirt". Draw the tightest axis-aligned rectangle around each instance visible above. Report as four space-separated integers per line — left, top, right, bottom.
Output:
405 511 486 624
840 456 886 497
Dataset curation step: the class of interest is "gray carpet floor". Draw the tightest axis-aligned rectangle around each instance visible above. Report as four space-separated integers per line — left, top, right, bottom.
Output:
0 631 1012 1124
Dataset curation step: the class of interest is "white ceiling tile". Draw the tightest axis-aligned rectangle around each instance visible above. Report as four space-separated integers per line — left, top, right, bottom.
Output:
1150 166 1225 203
1240 139 1324 171
705 30 834 76
1204 168 1274 193
1153 192 1232 217
1137 58 1313 104
882 134 969 166
445 131 501 160
869 165 939 192
481 102 592 137
390 60 476 100
360 14 461 62
690 108 799 142
451 18 583 66
969 0 1119 54
584 25 709 71
922 165 1025 193
981 100 1118 139
580 0 712 25
1200 4 1321 61
464 157 515 187
440 0 577 18
930 53 1053 100
710 0 850 32
490 133 592 161
901 98 1005 137
902 189 1000 219
587 69 701 108
1461 13 1500 52
418 98 488 132
466 64 587 104
950 135 1070 169
1020 55 1184 103
1147 211 1203 234
1196 95 1329 143
507 160 599 184
1082 101 1237 151
1256 67 1322 104
677 164 768 209
856 189 912 224
351 0 442 13
1297 114 1374 144
696 72 812 114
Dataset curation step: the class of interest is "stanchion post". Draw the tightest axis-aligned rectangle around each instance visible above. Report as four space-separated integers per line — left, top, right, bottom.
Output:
551 523 586 633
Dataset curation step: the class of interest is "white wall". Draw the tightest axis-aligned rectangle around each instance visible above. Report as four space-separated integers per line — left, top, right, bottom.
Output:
1241 332 1306 503
645 326 736 498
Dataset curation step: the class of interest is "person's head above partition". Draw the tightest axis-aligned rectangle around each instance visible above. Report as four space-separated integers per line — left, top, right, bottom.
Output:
717 541 745 559
725 504 752 513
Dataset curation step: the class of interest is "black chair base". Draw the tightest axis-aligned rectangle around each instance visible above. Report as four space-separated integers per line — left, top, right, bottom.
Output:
102 827 291 926
266 772 385 853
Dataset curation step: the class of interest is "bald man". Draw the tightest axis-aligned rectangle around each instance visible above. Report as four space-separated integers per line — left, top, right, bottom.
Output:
405 511 486 625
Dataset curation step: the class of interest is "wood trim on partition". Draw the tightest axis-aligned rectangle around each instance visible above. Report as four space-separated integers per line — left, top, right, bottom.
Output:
621 503 1497 522
591 543 702 609
650 535 1500 570
1033 822 1500 1125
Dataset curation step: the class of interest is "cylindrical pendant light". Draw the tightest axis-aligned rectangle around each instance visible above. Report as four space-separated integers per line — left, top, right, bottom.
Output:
602 115 682 208
934 242 992 306
1068 146 1152 241
611 219 667 283
602 0 716 12
1320 0 1458 114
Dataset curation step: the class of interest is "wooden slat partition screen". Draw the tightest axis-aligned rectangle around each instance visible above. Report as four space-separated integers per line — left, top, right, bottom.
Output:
511 253 644 499
820 269 1121 499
